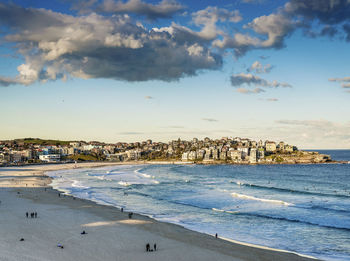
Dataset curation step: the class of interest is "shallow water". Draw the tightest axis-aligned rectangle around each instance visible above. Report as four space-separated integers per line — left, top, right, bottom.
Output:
47 150 350 261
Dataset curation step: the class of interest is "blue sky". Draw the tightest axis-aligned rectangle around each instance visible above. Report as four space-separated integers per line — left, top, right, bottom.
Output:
0 0 349 148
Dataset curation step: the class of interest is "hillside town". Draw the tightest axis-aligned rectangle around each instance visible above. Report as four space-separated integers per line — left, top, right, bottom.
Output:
0 137 331 166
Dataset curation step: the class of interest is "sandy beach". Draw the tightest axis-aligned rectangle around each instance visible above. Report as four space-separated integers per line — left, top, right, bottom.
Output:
0 163 319 261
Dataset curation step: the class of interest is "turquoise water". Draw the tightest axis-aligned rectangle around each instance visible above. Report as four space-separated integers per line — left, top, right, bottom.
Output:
47 150 350 260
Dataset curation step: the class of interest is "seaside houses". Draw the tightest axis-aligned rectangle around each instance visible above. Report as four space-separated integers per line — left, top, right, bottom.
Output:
0 136 300 165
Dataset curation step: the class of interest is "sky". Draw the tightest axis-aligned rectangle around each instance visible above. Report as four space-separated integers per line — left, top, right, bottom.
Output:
0 0 349 149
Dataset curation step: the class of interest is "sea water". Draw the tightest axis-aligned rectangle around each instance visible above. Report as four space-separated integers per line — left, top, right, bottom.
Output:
47 150 350 261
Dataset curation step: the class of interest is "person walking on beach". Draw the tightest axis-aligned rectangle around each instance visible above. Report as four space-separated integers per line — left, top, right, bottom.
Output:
26 212 28 218
146 243 150 252
154 243 157 251
34 212 37 218
215 233 218 238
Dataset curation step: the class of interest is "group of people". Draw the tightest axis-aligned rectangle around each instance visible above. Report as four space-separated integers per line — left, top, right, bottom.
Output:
146 243 157 252
26 212 37 218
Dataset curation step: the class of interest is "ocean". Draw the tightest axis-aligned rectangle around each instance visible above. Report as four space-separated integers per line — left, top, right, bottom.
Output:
47 150 350 261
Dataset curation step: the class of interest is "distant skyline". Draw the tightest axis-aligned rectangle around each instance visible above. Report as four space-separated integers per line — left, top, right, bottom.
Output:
0 0 350 149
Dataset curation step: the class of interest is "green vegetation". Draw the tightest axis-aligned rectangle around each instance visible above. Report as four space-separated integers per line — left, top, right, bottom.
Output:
16 138 72 146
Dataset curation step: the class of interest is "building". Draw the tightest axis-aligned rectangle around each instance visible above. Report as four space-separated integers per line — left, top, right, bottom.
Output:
257 148 265 159
219 151 227 160
249 148 257 163
212 149 219 160
39 154 61 162
182 152 189 161
278 141 285 151
265 141 277 152
126 150 141 160
69 142 80 148
285 145 294 152
230 150 242 161
197 149 205 159
188 151 197 160
237 146 249 159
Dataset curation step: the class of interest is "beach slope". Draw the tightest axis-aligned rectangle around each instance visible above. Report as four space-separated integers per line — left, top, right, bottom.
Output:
0 163 318 261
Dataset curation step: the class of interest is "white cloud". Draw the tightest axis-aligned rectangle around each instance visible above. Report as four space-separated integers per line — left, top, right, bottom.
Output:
275 119 350 149
231 73 292 88
236 87 265 94
329 76 350 92
0 4 222 86
202 118 218 122
99 0 184 19
247 61 273 73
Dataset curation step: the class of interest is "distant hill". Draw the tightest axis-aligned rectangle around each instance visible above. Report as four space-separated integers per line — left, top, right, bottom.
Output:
15 138 72 146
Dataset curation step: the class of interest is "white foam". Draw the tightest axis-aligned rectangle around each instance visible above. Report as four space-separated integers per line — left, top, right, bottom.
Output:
71 180 90 189
212 208 240 214
118 181 131 187
231 192 293 206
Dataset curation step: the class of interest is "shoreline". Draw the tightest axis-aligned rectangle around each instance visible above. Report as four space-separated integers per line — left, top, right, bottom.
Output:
1 158 347 169
0 163 320 261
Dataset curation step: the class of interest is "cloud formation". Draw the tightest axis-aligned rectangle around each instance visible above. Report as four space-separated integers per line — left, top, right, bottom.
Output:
0 3 222 86
274 119 350 148
99 0 184 20
329 76 350 90
231 73 292 88
275 119 350 145
215 0 350 56
202 118 218 122
236 87 265 94
247 61 273 73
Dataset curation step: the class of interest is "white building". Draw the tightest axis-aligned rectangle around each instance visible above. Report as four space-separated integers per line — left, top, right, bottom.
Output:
182 152 189 161
230 150 242 161
188 151 197 160
249 148 257 163
237 146 249 159
39 154 61 162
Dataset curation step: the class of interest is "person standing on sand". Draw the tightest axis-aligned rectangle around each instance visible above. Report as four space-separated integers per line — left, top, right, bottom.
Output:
34 212 37 218
26 212 28 218
154 243 157 251
215 233 218 238
146 243 150 252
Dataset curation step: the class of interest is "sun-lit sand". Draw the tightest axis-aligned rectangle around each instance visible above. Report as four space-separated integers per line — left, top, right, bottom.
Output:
0 163 319 261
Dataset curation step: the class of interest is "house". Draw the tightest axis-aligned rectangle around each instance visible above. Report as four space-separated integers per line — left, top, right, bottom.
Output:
285 145 294 152
249 148 257 163
39 154 60 162
257 148 265 159
278 141 285 151
197 149 205 159
212 149 219 160
182 152 189 161
220 151 227 160
237 146 249 159
230 150 242 161
265 141 277 152
188 151 197 160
